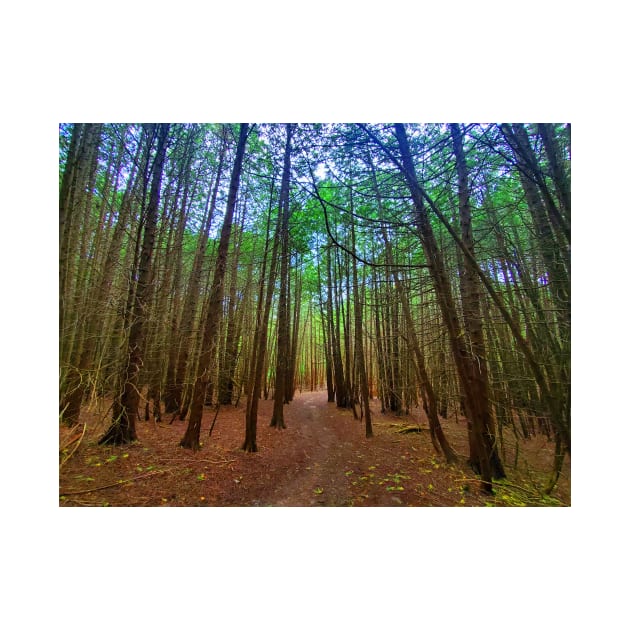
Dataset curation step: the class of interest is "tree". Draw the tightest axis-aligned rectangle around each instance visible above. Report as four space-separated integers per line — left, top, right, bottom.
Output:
165 125 229 417
180 123 249 450
243 164 282 452
99 123 170 445
390 123 504 491
449 123 504 478
270 123 294 429
350 199 373 438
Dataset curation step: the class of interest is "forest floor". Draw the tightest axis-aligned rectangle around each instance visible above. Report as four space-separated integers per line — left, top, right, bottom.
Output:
59 389 570 507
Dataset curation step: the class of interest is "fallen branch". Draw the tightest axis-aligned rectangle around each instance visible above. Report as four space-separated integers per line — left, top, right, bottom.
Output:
59 423 87 469
159 457 236 466
59 468 168 496
396 425 423 434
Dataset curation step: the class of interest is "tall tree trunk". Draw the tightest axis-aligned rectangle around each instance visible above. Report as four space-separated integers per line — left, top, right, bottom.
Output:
367 141 457 460
537 123 571 225
327 244 347 407
218 206 247 405
59 124 100 422
99 123 170 445
180 123 249 450
316 247 335 402
60 126 131 425
59 124 105 421
286 258 302 403
394 123 502 491
350 214 373 438
59 123 86 348
243 173 282 451
270 123 294 429
371 269 388 413
450 123 505 479
165 127 228 414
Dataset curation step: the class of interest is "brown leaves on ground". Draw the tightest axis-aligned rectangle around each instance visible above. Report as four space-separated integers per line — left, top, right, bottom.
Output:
59 390 570 507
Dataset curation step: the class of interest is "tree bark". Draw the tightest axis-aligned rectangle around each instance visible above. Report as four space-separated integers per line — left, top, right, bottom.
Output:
166 127 228 414
394 123 502 491
99 123 170 445
350 212 373 438
270 124 294 429
449 123 505 479
243 170 282 451
180 124 249 450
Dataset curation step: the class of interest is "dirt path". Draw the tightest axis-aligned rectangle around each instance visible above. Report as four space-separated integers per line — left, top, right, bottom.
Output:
247 389 464 507
261 390 362 506
60 389 570 507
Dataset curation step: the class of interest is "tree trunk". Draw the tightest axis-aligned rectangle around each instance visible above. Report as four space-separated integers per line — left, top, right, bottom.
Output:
350 213 373 438
394 123 501 491
218 207 247 405
166 127 228 414
328 244 347 407
449 123 505 479
99 124 170 445
270 124 294 429
180 124 249 450
243 169 282 451
367 142 457 461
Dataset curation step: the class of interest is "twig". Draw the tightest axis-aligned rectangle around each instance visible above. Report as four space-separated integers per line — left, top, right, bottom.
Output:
59 468 168 496
59 423 87 469
158 457 236 465
208 404 221 437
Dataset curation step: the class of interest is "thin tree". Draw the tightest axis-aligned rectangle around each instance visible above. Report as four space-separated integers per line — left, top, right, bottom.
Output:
270 123 294 429
180 123 249 450
350 207 373 437
449 123 504 476
243 171 282 451
392 123 504 491
99 123 170 445
165 126 228 416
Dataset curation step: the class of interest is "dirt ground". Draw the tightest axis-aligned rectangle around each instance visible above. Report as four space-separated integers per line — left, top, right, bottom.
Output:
59 389 570 507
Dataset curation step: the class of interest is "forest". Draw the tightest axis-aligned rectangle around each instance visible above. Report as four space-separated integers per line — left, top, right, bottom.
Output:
58 122 570 507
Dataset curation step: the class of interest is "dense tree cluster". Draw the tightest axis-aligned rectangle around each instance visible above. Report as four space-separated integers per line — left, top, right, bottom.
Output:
59 123 570 493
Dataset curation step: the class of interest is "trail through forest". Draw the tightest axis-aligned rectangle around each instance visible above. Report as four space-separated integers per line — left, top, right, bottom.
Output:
59 390 570 507
59 123 570 504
